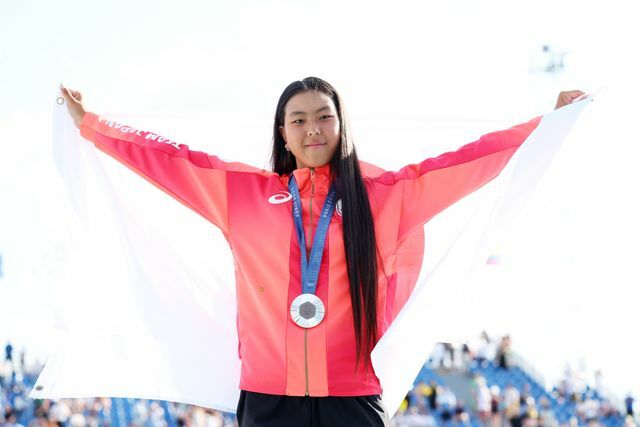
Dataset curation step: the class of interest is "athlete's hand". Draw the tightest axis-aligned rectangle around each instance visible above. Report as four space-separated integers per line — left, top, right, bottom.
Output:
59 83 87 129
555 90 587 110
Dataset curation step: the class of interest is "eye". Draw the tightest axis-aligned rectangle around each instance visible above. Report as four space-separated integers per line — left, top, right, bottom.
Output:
320 115 333 120
292 119 304 124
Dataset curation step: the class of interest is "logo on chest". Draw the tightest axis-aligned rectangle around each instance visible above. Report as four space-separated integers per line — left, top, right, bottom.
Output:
268 191 293 204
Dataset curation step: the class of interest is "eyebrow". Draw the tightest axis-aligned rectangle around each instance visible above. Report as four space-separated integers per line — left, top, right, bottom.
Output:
288 105 332 116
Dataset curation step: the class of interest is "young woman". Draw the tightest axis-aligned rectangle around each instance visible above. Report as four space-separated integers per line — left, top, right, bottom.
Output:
59 78 584 426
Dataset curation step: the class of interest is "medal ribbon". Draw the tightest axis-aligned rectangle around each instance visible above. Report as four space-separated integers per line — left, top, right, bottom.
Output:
288 174 337 295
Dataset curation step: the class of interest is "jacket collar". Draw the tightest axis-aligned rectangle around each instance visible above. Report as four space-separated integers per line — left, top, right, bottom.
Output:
286 164 332 196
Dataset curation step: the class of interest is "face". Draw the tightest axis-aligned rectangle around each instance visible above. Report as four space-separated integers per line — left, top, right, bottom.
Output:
279 90 340 169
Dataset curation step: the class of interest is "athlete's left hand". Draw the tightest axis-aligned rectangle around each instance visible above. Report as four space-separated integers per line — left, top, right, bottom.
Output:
555 90 587 109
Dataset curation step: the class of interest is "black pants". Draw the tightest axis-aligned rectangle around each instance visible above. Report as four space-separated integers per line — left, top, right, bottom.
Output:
236 390 391 427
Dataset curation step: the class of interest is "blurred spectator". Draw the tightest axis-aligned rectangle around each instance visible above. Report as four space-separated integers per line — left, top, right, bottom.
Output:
453 400 471 426
490 385 502 427
4 343 12 363
521 396 538 427
581 392 601 423
413 381 431 412
149 401 168 427
47 400 70 426
398 393 410 414
427 380 438 411
461 343 472 371
496 335 512 370
392 406 437 427
625 393 635 417
473 331 497 368
561 363 590 403
67 412 85 427
1 409 25 427
520 383 533 406
443 343 455 370
601 398 620 419
18 352 25 378
539 396 558 427
429 343 445 369
204 408 224 427
594 369 605 399
473 375 492 423
132 399 149 425
436 386 457 422
503 382 521 427
25 416 49 427
431 342 472 372
191 406 206 427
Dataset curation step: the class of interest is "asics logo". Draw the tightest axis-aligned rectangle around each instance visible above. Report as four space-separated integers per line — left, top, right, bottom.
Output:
268 191 292 204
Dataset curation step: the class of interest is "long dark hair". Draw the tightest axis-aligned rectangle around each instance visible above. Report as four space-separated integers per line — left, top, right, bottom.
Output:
271 77 378 366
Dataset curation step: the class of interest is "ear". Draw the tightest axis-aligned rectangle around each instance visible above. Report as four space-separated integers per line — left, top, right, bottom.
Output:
278 125 287 143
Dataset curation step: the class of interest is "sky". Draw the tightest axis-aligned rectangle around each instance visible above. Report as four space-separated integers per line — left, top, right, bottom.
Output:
1 0 640 408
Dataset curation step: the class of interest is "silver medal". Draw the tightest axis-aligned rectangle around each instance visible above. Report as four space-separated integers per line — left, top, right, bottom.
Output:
290 294 325 328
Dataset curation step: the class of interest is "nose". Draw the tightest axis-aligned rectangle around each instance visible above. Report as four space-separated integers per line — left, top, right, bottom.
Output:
307 126 320 136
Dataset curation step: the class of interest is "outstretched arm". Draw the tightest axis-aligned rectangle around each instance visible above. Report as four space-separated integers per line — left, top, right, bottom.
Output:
389 90 585 242
58 84 267 235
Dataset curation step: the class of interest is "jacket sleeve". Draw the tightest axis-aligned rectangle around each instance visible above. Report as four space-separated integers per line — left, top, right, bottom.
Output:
383 115 543 242
80 112 263 235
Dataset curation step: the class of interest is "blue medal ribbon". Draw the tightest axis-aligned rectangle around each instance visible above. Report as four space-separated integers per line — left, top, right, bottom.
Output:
288 174 337 295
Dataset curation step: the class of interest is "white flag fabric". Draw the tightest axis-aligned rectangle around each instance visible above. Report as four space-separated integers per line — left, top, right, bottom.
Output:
372 97 592 415
30 94 592 416
31 99 242 413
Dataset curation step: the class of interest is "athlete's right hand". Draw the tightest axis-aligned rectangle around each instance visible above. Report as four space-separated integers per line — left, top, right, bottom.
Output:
59 83 86 129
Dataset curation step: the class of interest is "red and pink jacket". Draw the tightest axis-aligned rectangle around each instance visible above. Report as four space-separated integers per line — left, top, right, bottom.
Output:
80 112 541 397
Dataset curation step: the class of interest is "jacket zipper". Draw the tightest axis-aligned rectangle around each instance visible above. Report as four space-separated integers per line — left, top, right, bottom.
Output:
304 168 315 397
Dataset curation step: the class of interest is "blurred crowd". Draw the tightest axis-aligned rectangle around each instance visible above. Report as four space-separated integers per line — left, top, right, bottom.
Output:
391 332 637 427
2 334 637 427
0 341 234 427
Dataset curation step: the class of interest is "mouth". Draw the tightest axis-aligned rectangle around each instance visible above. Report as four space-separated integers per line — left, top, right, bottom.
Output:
306 141 327 147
